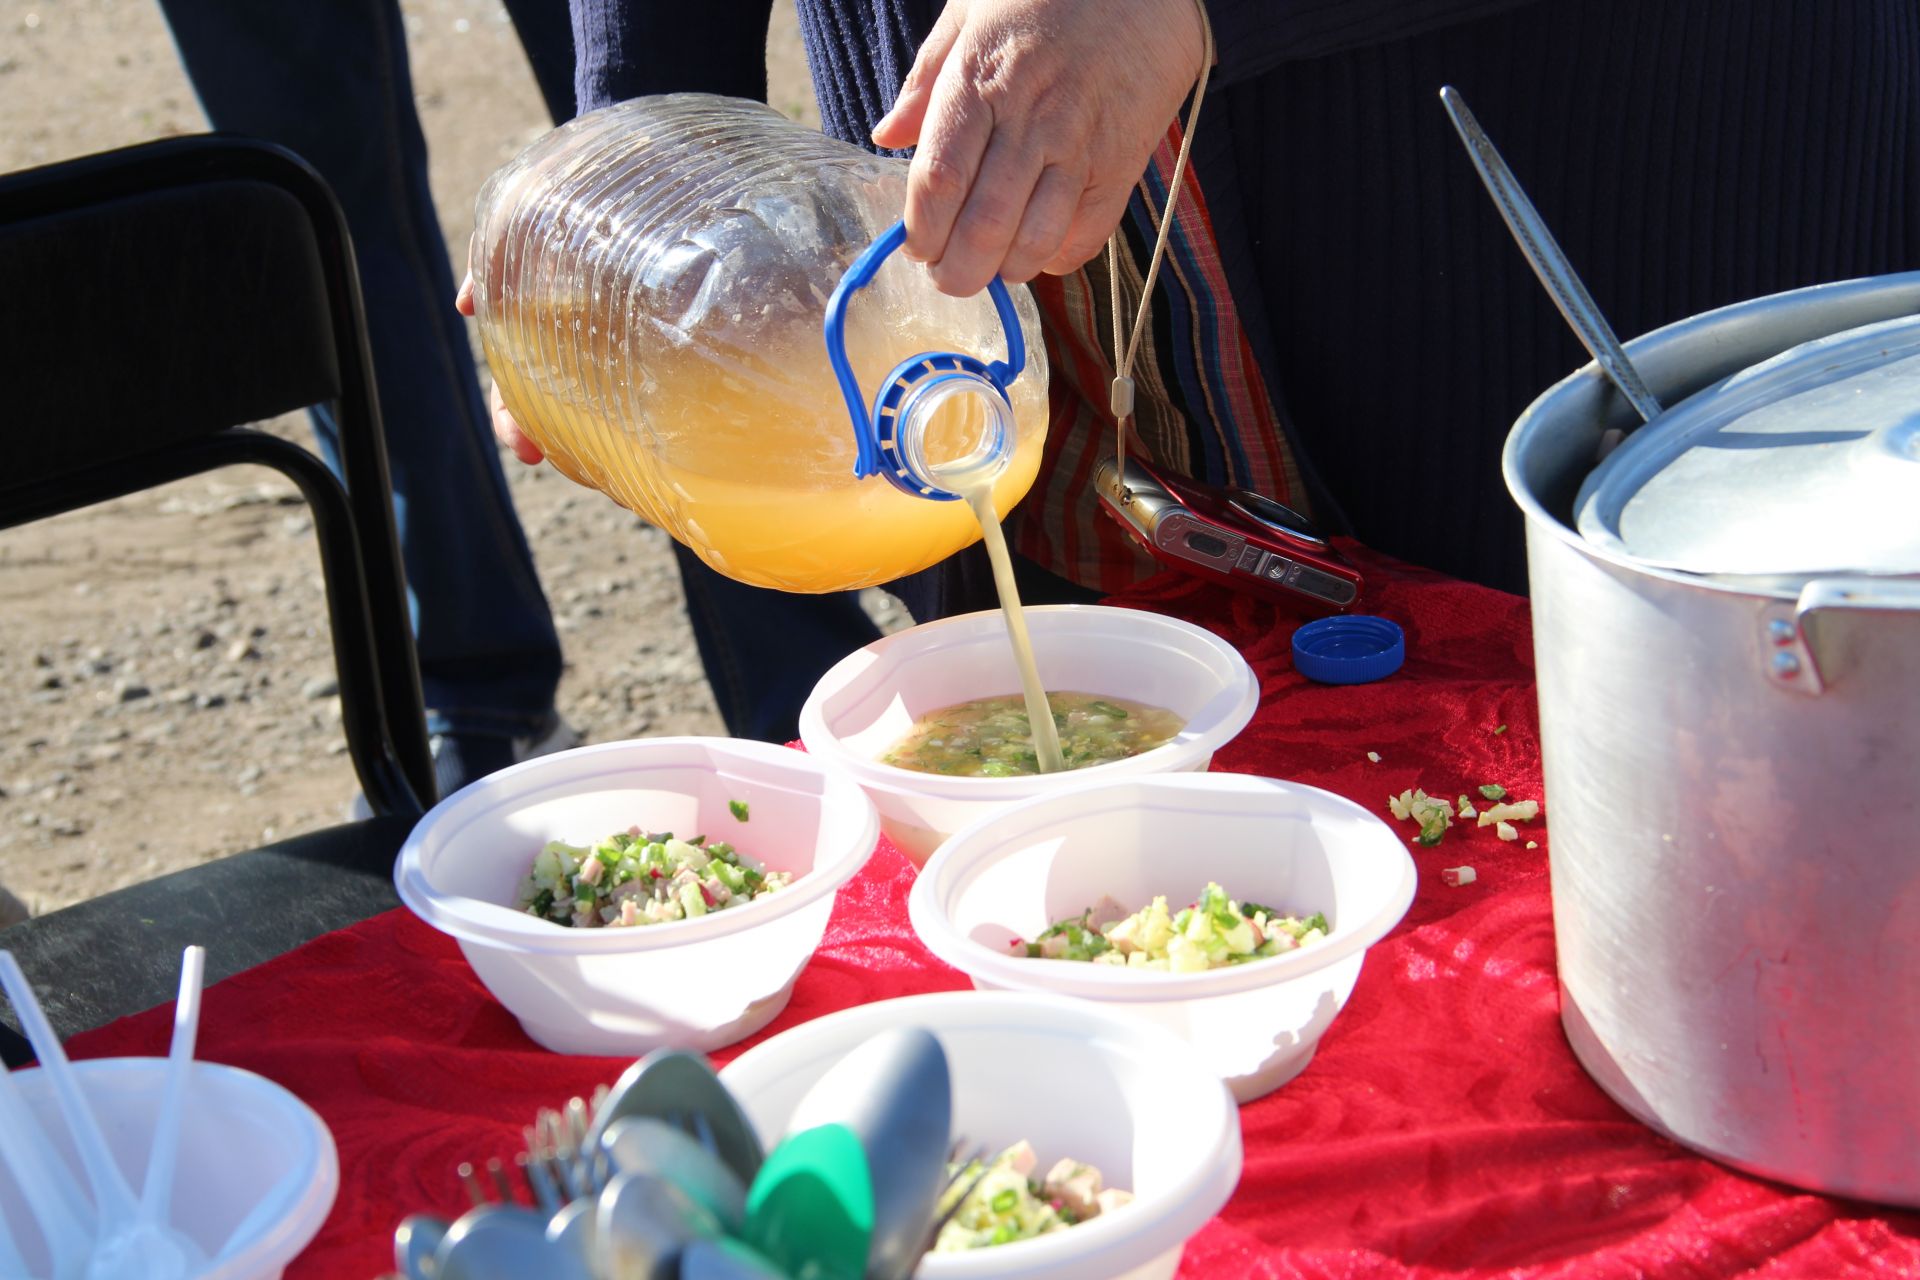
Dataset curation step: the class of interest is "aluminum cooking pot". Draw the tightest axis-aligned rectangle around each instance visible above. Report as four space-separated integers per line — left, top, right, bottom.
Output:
1505 272 1920 1207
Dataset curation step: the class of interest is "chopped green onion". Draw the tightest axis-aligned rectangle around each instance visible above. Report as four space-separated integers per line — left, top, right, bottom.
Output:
728 799 750 822
1493 724 1509 735
990 1188 1019 1214
1477 784 1507 801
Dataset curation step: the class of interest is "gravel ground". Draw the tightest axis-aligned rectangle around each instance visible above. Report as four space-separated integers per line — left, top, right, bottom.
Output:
0 0 893 919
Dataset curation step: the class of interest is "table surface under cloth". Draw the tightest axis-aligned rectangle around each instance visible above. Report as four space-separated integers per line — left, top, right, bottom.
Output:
67 545 1920 1279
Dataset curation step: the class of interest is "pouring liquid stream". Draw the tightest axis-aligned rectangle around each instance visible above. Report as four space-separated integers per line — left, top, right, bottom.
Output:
948 474 1066 776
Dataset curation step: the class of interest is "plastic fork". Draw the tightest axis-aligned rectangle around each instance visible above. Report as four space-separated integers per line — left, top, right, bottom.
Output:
921 1142 994 1254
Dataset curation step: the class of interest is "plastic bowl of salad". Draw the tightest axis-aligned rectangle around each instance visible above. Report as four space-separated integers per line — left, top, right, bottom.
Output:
798 605 1258 865
395 737 879 1056
908 772 1417 1101
719 991 1240 1280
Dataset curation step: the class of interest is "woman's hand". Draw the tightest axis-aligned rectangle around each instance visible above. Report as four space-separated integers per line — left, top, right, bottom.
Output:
455 271 545 465
870 0 1206 298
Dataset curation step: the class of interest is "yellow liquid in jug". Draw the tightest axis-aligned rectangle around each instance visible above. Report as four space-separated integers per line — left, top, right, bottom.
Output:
481 305 1047 594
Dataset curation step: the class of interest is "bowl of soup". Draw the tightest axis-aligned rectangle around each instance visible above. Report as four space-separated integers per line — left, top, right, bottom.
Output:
797 605 1258 863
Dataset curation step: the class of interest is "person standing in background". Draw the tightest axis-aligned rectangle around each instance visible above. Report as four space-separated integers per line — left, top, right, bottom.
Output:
155 0 580 802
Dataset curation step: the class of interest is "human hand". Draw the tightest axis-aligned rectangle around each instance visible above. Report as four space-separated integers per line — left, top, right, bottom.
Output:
456 271 545 465
869 0 1206 297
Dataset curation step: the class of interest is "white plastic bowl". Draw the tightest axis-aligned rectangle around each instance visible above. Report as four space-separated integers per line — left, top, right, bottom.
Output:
909 773 1417 1101
719 991 1240 1280
395 737 879 1055
798 605 1259 864
0 1058 337 1280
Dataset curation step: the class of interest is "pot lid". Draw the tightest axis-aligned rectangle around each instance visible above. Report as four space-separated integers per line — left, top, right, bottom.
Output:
1575 313 1920 581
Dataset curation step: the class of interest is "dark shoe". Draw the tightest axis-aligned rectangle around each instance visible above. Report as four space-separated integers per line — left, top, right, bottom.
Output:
348 713 580 817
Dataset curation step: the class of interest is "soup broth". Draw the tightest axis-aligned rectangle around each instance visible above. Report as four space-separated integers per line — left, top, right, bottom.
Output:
883 692 1184 777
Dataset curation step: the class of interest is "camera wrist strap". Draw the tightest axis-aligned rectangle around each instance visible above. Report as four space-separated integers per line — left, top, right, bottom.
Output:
1107 0 1215 504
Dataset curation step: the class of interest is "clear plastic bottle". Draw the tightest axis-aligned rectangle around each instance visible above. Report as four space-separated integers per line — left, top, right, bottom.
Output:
468 93 1050 592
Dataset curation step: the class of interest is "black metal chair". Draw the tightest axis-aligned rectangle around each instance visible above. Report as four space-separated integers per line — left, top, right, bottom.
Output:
0 135 440 1058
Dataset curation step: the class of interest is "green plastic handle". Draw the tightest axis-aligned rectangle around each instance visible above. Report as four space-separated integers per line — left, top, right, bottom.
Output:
743 1123 875 1280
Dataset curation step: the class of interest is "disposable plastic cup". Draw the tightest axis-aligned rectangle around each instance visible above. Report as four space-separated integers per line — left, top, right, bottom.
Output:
798 605 1259 864
395 737 879 1056
719 991 1240 1280
0 1058 336 1280
909 774 1418 1101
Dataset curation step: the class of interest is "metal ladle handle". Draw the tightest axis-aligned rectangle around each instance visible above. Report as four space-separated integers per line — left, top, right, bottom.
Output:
1440 87 1665 437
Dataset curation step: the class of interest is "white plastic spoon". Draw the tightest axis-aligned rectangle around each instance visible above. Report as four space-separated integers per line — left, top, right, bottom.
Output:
0 1189 30 1278
0 951 199 1280
135 949 205 1252
0 1053 93 1279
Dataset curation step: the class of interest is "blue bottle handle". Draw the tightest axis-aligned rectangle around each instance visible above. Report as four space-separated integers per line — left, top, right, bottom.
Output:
824 219 1027 484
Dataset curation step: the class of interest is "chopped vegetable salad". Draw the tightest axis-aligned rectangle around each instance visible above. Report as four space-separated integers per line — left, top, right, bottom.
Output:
932 1140 1131 1251
515 828 791 928
1017 883 1327 973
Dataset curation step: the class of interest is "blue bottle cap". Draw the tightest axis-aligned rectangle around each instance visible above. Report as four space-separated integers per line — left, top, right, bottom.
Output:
1291 615 1406 684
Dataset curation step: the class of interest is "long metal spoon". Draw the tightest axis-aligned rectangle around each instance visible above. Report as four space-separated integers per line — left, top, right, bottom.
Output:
679 1237 792 1279
587 1051 764 1187
393 1214 448 1280
434 1205 587 1280
781 1028 951 1280
600 1116 748 1231
595 1169 721 1280
1439 85 1664 453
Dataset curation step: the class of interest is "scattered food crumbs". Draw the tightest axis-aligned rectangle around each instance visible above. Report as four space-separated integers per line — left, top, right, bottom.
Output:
1495 820 1518 842
1493 724 1508 735
1388 789 1453 845
1442 866 1476 887
728 799 750 822
1525 840 1539 849
1477 799 1540 828
1366 751 1381 763
1456 794 1477 819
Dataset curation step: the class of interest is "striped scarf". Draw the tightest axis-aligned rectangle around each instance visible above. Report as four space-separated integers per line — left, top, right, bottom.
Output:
1015 123 1308 594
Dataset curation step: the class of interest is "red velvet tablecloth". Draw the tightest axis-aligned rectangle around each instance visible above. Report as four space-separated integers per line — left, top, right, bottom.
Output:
70 547 1920 1278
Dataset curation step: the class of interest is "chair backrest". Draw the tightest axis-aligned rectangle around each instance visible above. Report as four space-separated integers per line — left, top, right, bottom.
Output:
0 135 435 813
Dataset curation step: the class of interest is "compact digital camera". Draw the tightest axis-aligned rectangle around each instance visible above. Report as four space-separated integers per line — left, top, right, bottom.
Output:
1095 454 1362 610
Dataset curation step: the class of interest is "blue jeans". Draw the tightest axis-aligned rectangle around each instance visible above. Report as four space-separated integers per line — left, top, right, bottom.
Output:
156 0 570 739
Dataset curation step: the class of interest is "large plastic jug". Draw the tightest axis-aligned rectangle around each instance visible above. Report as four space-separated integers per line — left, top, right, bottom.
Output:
467 93 1050 592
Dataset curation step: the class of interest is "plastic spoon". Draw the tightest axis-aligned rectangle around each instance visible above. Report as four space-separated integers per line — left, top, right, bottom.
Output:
0 951 199 1279
135 949 204 1251
743 1124 874 1280
781 1028 950 1280
0 1054 93 1280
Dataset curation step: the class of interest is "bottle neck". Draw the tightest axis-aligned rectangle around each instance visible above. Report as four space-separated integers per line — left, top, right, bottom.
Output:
894 371 1015 498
